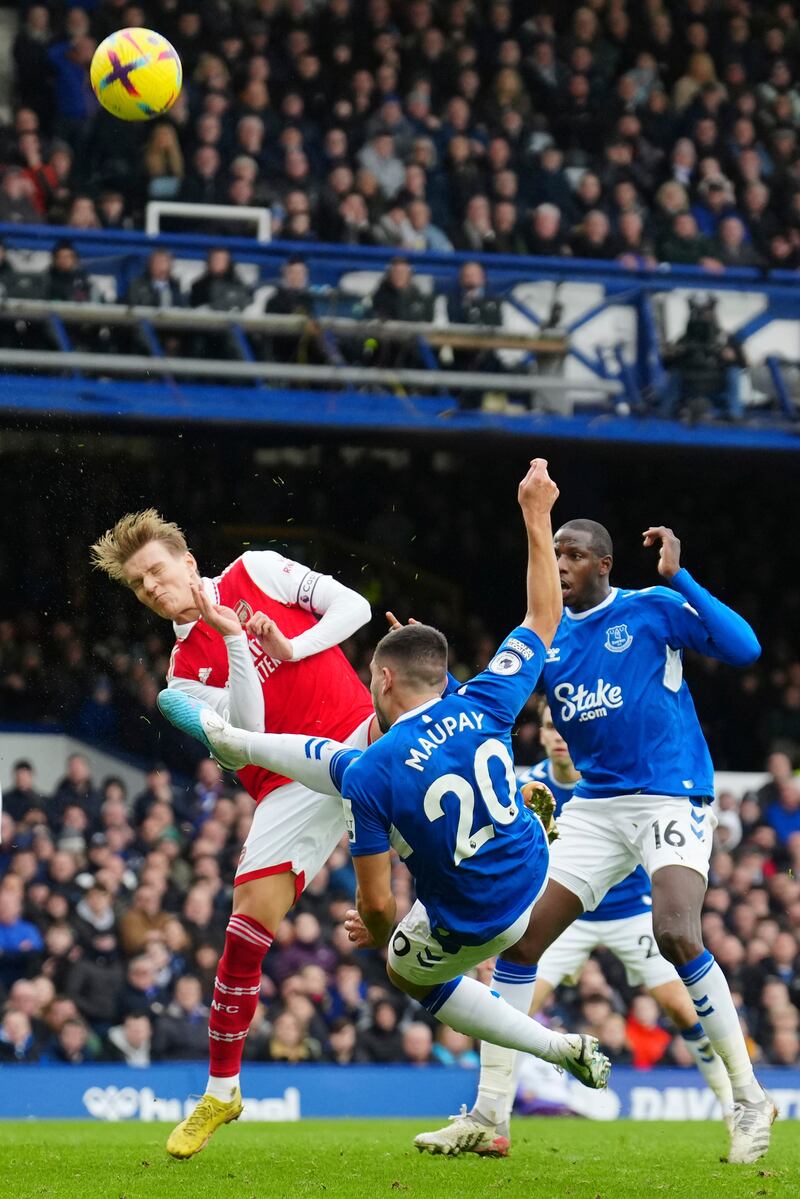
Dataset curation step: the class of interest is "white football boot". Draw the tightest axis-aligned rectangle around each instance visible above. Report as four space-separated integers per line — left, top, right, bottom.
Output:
414 1105 510 1157
727 1090 778 1164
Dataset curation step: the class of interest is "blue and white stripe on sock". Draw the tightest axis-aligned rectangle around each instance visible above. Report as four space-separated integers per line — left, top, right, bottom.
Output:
676 949 716 1017
492 959 538 988
420 977 461 1016
676 947 756 1093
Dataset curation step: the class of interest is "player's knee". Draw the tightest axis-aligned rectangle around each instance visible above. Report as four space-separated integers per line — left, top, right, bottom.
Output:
500 929 539 966
653 924 703 967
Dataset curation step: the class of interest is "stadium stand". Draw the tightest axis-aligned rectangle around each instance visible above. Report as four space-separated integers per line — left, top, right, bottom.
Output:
3 2 800 420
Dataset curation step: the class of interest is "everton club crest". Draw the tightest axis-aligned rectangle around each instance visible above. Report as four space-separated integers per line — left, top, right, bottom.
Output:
604 624 633 653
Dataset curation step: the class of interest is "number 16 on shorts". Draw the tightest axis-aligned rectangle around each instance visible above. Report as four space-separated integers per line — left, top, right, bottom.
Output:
643 798 716 881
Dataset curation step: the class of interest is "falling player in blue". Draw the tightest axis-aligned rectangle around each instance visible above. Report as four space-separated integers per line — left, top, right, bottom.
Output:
422 518 772 1166
157 461 611 1156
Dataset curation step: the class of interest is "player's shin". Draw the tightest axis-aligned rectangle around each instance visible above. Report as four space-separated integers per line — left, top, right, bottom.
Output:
473 960 537 1126
676 950 760 1101
420 975 567 1067
681 1022 735 1114
240 731 354 797
206 914 273 1099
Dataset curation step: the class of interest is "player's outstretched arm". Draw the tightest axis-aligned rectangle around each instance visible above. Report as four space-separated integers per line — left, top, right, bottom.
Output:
642 526 761 666
242 551 371 662
518 458 562 649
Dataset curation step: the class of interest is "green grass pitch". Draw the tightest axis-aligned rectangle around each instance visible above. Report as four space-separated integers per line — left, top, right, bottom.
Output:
0 1119 795 1199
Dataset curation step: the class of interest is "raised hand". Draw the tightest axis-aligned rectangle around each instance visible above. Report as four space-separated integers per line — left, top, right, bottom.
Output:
245 611 295 661
190 581 243 638
642 526 681 580
518 457 559 518
385 611 420 631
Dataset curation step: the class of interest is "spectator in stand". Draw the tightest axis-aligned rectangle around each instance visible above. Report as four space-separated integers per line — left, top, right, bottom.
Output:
0 886 44 989
0 169 39 225
625 995 673 1069
358 999 404 1063
570 209 615 259
104 1012 152 1066
712 216 765 268
658 212 721 268
357 130 404 200
268 1010 322 1063
119 885 172 957
692 175 740 239
50 1017 97 1064
127 251 184 309
765 779 800 846
152 975 209 1060
0 1010 40 1063
402 1022 434 1066
144 123 185 201
454 194 496 253
432 1026 479 1068
189 248 250 311
405 199 452 253
50 754 100 829
522 203 569 257
370 257 432 324
180 146 224 206
3 761 46 824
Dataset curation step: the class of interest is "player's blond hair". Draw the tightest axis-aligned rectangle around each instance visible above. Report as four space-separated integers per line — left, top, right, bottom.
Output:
90 509 190 583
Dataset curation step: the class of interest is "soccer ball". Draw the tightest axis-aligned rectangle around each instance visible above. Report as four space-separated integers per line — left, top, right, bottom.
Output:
90 28 182 122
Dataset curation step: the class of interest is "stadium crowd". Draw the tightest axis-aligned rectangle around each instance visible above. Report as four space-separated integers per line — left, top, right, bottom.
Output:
5 0 800 275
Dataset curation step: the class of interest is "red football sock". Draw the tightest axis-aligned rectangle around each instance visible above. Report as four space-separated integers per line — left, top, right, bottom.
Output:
209 914 273 1078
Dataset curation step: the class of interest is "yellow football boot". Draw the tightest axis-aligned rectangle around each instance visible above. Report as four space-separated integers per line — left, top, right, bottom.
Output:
166 1088 243 1159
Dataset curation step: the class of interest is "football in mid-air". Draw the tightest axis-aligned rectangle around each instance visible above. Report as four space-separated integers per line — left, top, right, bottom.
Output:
90 28 182 121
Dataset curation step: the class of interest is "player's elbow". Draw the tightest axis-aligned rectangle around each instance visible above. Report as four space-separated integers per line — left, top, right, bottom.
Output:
351 592 372 631
523 613 559 649
732 630 761 668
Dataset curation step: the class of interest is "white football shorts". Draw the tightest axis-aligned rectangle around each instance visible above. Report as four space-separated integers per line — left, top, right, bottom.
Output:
547 792 718 914
234 713 374 900
388 870 548 989
537 908 679 990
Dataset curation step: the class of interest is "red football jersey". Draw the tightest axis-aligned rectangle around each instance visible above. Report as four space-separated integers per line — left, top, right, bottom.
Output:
167 555 373 801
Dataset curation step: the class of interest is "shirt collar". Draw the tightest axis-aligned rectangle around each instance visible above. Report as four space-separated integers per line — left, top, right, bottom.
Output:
564 587 618 621
393 697 441 726
173 576 216 641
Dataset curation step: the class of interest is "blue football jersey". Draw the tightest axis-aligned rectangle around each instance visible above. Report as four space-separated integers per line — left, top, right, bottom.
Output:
542 569 760 800
335 627 550 950
519 760 651 922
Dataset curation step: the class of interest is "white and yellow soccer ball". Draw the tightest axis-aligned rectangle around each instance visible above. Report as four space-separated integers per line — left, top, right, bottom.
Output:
90 27 182 122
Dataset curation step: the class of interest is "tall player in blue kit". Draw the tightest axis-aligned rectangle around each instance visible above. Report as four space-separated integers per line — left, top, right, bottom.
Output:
157 461 611 1153
421 517 772 1166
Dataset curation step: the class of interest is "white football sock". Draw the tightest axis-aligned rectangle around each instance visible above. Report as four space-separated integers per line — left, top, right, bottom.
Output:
681 1023 735 1113
242 731 351 797
422 975 567 1089
473 960 537 1126
677 950 760 1102
206 1073 239 1101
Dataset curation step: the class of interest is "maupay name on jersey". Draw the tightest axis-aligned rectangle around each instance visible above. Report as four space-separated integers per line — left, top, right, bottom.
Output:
404 709 486 772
